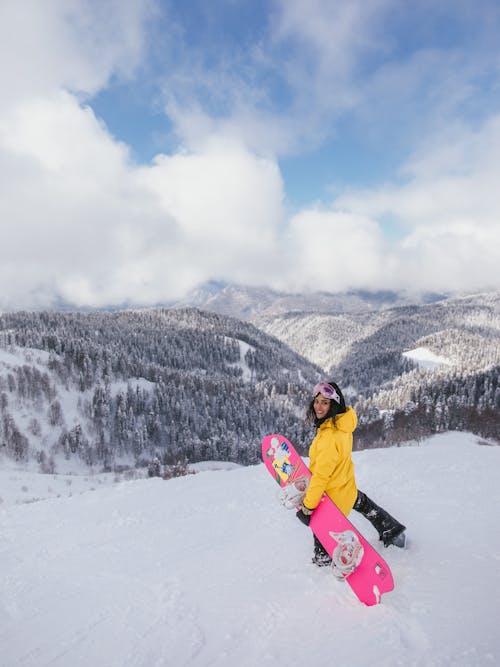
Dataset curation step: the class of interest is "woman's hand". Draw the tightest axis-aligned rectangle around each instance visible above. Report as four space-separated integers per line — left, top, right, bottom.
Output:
296 503 313 526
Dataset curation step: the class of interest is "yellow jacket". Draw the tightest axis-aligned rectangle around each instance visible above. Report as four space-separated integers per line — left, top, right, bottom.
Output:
303 407 358 516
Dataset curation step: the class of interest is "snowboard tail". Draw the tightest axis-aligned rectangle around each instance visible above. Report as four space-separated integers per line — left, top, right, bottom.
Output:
262 434 395 606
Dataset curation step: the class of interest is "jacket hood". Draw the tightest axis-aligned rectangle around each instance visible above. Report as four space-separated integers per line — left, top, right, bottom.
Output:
320 406 357 434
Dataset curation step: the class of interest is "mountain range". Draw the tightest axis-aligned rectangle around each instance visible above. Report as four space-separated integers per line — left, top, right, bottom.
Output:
178 283 500 447
174 280 449 320
0 286 498 472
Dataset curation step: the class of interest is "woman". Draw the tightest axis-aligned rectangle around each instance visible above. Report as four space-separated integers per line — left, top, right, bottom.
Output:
296 381 406 566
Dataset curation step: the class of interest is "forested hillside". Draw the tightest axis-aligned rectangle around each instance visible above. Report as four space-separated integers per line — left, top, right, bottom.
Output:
0 309 320 471
254 291 500 447
1 292 498 473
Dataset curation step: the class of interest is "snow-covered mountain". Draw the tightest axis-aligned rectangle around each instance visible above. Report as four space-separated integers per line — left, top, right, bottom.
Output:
2 431 499 666
1 292 498 472
253 290 500 376
254 291 500 443
175 285 499 442
0 308 321 472
175 280 448 320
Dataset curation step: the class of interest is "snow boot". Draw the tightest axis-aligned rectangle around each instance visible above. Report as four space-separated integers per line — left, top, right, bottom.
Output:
312 535 332 567
353 490 406 548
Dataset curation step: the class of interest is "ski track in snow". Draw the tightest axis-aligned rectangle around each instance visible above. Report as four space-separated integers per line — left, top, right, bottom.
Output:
1 432 499 667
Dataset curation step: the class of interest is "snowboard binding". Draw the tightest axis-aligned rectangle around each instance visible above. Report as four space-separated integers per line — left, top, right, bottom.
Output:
278 475 309 509
329 530 364 579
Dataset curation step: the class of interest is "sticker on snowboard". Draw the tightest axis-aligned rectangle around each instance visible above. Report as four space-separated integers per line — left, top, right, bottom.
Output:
330 530 364 579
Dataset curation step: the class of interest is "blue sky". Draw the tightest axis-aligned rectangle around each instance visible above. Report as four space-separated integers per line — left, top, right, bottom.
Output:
1 0 499 309
89 1 438 192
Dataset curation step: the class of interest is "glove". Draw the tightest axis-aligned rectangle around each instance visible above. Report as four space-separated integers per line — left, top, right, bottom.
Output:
296 503 314 526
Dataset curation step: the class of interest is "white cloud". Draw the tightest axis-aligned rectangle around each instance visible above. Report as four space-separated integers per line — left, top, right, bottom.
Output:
0 1 499 311
1 84 498 309
272 0 391 87
0 91 286 308
164 99 299 160
396 223 498 292
0 0 152 106
160 0 396 156
139 136 283 251
133 136 286 297
333 115 500 292
278 209 388 292
0 92 152 308
158 0 500 163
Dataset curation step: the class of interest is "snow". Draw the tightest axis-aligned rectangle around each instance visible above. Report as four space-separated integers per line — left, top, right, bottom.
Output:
1 431 499 666
189 461 242 473
109 378 156 397
225 337 255 381
0 345 51 369
0 468 120 505
403 346 452 370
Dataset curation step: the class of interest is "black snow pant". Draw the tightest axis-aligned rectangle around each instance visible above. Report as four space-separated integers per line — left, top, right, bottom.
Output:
312 534 331 564
312 490 406 563
353 490 406 547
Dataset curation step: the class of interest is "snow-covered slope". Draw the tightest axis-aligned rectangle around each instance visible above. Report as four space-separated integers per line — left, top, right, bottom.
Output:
403 346 452 370
1 432 499 666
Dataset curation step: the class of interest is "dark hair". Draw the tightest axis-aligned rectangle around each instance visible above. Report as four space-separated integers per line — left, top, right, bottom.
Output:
306 380 346 427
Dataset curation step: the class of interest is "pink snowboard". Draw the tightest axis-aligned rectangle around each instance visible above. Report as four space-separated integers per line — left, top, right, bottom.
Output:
262 433 394 606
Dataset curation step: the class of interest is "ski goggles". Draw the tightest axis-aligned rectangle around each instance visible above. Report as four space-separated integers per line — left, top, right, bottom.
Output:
312 382 341 404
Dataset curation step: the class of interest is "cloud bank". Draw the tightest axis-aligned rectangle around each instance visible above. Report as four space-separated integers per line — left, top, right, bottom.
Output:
0 1 499 310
